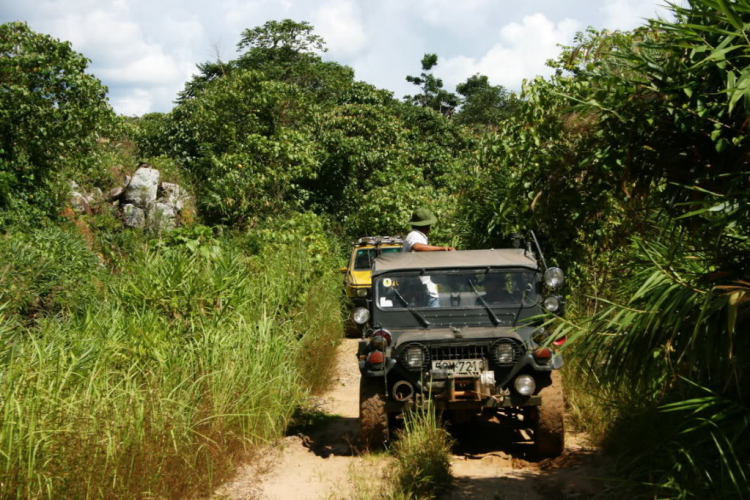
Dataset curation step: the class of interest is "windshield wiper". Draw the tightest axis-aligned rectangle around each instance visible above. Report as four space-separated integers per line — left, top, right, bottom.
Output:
392 288 431 328
469 280 501 326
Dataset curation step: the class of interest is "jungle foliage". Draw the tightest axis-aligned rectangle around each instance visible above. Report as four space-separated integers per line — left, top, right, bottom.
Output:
0 218 342 499
136 21 472 245
454 1 750 497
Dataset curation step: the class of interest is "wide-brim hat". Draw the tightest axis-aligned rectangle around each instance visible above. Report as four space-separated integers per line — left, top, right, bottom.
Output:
408 207 437 227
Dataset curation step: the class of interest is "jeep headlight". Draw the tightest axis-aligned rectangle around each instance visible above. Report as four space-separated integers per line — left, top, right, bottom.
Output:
356 288 368 298
405 347 424 368
544 267 565 289
399 343 429 371
514 375 536 396
543 296 560 312
494 343 515 364
352 307 370 325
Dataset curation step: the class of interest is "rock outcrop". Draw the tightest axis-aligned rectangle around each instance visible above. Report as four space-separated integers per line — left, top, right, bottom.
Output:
69 162 191 232
122 165 160 207
122 204 146 228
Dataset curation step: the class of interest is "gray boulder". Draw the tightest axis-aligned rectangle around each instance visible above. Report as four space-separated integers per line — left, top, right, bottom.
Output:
69 191 91 214
148 202 176 231
68 181 92 214
158 182 189 211
122 204 146 228
123 166 160 207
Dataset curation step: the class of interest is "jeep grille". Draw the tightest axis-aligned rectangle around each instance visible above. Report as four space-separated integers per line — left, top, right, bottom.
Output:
430 344 489 361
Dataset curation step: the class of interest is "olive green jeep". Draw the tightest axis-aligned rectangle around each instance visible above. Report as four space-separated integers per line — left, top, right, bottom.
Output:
357 234 567 456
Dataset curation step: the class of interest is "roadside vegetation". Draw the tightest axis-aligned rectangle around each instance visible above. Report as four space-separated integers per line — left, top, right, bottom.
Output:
350 406 453 500
456 2 750 497
392 406 453 498
0 223 341 498
0 0 748 498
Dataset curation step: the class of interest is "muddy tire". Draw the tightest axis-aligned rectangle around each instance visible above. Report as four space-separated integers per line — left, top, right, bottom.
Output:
359 377 389 449
533 370 565 457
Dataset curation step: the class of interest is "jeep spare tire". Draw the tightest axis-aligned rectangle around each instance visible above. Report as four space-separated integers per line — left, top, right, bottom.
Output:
359 377 389 449
533 370 565 457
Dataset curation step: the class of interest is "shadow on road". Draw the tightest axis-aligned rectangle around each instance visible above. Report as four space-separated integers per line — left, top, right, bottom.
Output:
443 417 607 500
449 417 538 462
286 410 358 458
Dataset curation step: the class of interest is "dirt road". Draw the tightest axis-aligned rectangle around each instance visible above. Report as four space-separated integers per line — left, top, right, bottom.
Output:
214 339 604 500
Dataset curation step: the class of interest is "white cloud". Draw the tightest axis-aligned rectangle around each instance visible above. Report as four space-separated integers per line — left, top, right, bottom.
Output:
410 0 493 27
224 0 294 36
315 0 367 58
28 3 203 115
112 88 153 116
100 50 185 85
600 0 673 31
3 0 668 114
439 13 580 90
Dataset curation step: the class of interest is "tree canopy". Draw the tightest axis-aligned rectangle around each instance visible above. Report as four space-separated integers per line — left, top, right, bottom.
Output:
454 74 519 126
0 22 115 218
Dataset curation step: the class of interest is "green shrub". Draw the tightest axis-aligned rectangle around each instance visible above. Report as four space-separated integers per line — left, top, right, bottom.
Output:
393 405 453 498
0 225 101 319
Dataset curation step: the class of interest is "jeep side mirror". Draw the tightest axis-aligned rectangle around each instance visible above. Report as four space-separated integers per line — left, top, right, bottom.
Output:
340 266 348 274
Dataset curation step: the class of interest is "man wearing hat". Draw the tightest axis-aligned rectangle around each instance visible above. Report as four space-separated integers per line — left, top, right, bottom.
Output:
402 207 454 307
402 207 455 253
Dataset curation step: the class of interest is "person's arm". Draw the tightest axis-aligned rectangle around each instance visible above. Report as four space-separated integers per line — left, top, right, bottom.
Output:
412 243 455 252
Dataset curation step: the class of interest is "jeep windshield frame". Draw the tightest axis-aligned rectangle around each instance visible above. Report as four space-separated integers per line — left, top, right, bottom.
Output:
372 267 542 329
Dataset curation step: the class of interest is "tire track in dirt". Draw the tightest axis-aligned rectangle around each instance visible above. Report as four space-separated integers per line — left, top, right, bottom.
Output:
213 339 605 500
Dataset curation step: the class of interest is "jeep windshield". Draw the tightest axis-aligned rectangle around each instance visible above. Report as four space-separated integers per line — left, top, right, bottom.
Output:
354 247 402 270
375 269 538 310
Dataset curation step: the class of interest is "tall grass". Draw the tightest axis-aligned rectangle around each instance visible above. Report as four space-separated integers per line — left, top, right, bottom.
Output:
349 404 453 500
0 227 342 499
393 406 453 498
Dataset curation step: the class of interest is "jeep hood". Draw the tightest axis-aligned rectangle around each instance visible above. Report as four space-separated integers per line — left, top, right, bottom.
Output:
348 269 371 287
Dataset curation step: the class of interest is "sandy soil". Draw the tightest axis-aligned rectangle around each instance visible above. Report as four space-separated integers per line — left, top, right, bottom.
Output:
213 339 607 500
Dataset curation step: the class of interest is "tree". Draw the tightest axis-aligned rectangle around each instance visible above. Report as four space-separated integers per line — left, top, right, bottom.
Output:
454 74 519 126
0 22 115 216
405 54 458 115
237 19 325 54
178 19 352 104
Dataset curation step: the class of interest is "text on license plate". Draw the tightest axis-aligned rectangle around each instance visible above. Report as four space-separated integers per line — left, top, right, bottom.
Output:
432 359 485 377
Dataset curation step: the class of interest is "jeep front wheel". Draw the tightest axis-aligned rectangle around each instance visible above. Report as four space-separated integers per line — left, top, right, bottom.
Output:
532 370 565 457
359 377 389 449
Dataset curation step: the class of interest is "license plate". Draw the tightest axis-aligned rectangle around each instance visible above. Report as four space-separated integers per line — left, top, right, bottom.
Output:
431 359 485 378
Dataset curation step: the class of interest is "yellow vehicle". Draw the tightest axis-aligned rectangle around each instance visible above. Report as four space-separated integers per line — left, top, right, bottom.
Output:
341 236 403 336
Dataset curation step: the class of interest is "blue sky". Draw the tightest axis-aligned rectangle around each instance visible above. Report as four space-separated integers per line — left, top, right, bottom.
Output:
1 0 672 116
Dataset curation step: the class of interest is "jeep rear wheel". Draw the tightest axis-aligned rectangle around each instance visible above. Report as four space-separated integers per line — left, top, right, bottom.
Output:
359 377 389 449
533 370 565 457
